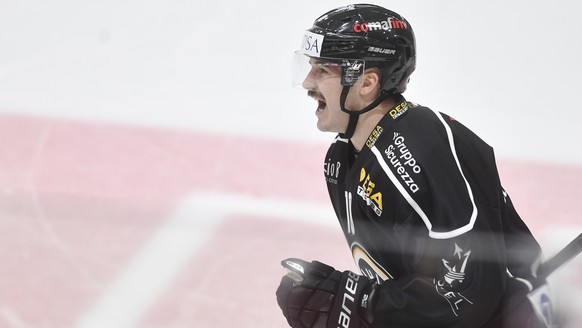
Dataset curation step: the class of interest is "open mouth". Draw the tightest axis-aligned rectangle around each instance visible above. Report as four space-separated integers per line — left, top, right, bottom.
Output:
309 92 327 115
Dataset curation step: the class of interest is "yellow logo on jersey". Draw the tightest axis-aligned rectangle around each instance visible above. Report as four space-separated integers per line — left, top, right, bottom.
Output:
357 168 383 216
389 100 409 119
365 125 383 148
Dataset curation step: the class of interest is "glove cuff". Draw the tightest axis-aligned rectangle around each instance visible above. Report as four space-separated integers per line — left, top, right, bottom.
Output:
329 271 373 328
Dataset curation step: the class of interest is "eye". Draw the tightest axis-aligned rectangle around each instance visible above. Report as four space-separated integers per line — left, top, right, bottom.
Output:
317 64 337 75
309 64 328 77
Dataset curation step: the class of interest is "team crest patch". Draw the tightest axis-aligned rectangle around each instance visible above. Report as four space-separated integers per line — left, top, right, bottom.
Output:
433 243 474 316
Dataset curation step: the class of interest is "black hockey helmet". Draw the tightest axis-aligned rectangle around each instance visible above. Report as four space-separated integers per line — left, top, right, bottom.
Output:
309 4 416 93
295 4 416 137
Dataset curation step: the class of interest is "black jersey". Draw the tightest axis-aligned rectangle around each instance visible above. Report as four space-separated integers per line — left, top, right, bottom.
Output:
324 99 544 327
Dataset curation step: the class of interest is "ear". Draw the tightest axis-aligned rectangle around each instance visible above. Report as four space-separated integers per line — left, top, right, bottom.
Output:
359 69 382 98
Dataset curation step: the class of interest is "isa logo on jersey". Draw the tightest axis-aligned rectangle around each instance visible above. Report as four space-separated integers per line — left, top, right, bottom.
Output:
301 31 324 57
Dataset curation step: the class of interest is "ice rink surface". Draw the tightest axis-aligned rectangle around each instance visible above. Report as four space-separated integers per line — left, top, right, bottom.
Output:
0 1 581 327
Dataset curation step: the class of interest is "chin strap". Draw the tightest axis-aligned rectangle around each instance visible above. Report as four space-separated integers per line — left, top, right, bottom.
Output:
339 86 390 139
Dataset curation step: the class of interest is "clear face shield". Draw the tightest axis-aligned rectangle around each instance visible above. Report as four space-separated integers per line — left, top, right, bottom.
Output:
292 52 366 89
292 30 365 89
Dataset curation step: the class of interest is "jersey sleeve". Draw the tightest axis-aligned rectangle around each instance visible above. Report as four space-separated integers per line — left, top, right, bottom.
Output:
363 108 538 327
367 229 509 327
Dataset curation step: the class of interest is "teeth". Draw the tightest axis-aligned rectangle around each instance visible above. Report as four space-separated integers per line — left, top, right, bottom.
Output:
317 100 326 110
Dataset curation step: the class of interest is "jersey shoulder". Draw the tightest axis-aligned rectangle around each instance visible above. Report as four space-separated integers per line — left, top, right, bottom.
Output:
364 105 484 239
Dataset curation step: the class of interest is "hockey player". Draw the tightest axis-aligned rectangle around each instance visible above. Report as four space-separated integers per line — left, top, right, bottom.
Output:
276 4 556 328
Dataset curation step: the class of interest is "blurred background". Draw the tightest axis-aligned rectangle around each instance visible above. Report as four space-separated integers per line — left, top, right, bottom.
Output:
0 0 580 327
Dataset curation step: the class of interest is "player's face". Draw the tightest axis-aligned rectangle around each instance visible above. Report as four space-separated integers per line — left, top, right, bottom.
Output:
302 59 350 133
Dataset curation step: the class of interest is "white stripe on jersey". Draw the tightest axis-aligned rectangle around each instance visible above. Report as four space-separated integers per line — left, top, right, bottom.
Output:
429 108 478 238
345 191 355 235
370 110 478 239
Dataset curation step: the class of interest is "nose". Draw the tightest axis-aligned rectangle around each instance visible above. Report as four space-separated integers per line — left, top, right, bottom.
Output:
302 67 317 90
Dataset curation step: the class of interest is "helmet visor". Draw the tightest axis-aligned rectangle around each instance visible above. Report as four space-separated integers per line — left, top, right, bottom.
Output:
292 51 366 89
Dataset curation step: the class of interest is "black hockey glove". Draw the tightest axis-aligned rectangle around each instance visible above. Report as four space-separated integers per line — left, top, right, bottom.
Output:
276 258 376 328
